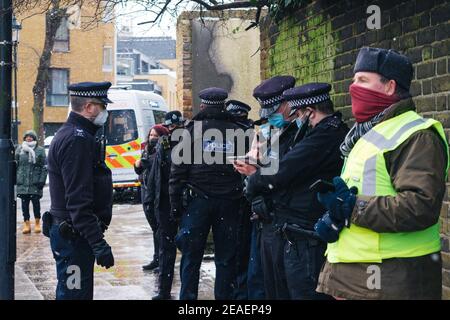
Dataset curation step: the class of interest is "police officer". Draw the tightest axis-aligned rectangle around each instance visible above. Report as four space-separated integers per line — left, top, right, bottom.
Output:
170 88 244 300
225 100 256 299
145 111 184 300
240 83 349 299
46 82 114 300
234 75 297 299
226 99 254 130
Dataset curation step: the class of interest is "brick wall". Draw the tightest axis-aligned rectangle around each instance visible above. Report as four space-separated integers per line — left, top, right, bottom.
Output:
260 0 450 298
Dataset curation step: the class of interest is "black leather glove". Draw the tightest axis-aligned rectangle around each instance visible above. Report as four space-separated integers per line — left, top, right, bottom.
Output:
91 239 114 269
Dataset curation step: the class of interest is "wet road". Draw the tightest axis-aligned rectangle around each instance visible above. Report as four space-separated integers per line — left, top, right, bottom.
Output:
15 187 216 300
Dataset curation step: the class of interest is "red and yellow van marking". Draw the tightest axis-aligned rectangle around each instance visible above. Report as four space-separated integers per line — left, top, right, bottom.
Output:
105 138 142 169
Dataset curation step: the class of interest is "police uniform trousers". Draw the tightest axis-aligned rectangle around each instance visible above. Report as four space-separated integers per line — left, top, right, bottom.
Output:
176 196 241 300
282 230 332 300
142 187 160 265
260 223 290 299
233 198 252 300
247 221 266 299
156 194 178 295
49 223 95 300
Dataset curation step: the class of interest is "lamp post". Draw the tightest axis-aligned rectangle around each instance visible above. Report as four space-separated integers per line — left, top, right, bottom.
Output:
12 15 21 145
0 0 16 300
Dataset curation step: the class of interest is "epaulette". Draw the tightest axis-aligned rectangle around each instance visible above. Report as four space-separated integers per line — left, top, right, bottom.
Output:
73 128 86 138
326 115 341 128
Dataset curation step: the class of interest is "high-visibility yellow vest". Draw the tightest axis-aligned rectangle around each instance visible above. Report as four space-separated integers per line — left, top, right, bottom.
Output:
327 110 449 263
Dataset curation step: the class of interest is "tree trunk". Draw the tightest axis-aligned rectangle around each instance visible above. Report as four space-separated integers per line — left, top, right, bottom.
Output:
31 0 66 145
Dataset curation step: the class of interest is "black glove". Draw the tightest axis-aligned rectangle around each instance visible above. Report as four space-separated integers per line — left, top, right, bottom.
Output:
91 239 114 269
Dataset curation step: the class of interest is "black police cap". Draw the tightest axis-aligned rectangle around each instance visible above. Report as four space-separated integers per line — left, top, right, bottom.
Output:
164 110 183 126
225 100 251 115
283 82 332 110
199 87 228 106
68 81 113 104
253 75 296 118
354 47 413 90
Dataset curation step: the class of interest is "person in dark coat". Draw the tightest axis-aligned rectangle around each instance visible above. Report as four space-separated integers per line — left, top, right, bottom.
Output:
145 111 184 300
135 124 170 271
16 129 47 234
225 99 260 300
234 75 297 299
170 88 246 300
238 83 349 300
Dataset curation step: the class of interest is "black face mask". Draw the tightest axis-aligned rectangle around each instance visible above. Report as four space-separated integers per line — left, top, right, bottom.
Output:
148 138 158 151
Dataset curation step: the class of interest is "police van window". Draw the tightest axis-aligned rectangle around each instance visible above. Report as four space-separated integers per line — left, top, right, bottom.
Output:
153 111 166 124
105 110 138 145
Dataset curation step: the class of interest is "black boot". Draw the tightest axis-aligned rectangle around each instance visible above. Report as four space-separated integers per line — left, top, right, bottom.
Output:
152 292 172 300
142 260 159 271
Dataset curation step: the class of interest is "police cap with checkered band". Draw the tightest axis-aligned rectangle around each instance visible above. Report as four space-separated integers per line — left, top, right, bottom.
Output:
225 100 251 116
253 75 296 119
199 87 228 107
283 82 332 111
68 81 113 104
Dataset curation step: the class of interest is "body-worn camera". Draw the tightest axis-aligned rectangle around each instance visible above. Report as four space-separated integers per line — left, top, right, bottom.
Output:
251 195 273 223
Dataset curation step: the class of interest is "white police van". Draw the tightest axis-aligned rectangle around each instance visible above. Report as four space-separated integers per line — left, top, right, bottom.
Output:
105 87 169 201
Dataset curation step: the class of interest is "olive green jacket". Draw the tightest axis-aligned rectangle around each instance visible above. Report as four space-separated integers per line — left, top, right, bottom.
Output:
317 98 447 299
15 144 47 197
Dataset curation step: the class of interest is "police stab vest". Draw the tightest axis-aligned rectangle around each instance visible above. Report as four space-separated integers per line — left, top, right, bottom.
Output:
327 110 449 263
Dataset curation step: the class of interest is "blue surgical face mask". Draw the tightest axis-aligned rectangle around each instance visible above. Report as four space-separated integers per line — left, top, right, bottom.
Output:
296 111 311 129
268 113 289 128
295 117 304 129
260 123 271 139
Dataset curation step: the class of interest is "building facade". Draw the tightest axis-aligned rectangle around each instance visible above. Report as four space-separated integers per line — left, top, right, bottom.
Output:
16 5 116 140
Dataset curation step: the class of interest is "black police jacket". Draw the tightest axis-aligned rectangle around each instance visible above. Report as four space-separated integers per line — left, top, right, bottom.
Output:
169 107 245 206
246 112 349 229
47 112 113 246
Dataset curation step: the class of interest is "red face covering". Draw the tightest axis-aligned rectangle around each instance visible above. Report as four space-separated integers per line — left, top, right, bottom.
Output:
350 83 400 123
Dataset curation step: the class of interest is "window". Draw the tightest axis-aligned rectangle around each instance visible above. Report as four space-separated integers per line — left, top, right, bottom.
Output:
103 46 113 72
153 110 167 125
53 17 69 52
117 58 134 76
105 110 138 145
141 61 149 74
47 69 69 106
44 123 64 138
